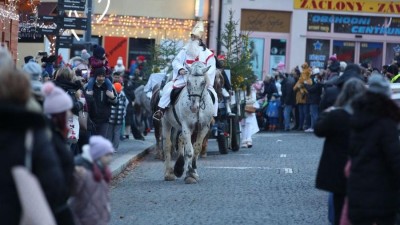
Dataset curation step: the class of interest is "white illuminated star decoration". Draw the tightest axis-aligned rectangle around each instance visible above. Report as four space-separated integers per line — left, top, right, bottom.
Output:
313 41 323 51
393 45 400 53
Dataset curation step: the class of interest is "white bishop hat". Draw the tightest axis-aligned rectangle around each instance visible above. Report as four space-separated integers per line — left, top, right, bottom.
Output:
191 21 205 38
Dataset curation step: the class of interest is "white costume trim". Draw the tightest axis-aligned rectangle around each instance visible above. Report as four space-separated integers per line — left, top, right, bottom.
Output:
158 45 218 116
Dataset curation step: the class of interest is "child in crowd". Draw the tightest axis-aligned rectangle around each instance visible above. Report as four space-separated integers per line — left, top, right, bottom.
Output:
69 135 114 225
86 45 113 95
107 82 128 151
266 93 281 131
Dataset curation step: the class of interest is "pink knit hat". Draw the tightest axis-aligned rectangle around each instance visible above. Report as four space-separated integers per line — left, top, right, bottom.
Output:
89 136 114 160
42 82 73 114
329 54 337 61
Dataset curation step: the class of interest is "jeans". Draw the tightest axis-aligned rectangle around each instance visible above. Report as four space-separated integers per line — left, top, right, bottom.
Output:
298 104 309 130
107 124 122 150
283 105 293 130
309 104 319 129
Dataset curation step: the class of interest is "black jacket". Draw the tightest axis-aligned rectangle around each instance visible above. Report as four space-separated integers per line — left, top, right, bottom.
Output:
87 82 117 124
304 76 323 105
319 86 340 111
281 75 296 105
0 104 66 225
54 79 83 116
262 80 278 101
314 108 351 194
347 112 400 223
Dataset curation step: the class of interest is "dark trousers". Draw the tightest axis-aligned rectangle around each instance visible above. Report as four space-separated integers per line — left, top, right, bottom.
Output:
94 123 109 139
333 193 345 225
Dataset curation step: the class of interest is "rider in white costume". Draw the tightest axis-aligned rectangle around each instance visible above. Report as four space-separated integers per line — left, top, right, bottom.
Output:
153 21 218 120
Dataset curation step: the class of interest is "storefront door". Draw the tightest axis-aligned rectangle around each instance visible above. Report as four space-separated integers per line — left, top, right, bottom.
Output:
333 41 383 69
248 34 290 80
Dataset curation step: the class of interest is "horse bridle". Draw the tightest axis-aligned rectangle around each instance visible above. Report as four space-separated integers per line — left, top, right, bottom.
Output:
187 79 207 110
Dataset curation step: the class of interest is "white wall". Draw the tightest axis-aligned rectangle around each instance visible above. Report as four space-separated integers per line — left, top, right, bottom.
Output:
209 0 307 71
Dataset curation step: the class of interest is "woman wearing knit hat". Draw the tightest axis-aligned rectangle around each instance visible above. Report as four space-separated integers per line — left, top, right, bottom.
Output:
41 81 77 225
69 135 114 225
0 67 69 224
345 74 400 225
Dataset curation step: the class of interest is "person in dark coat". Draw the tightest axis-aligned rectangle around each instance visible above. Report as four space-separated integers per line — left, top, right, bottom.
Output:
0 68 67 225
42 81 77 225
86 67 117 138
281 72 296 131
320 64 364 111
347 74 400 225
314 78 366 225
304 68 323 132
262 74 278 101
54 67 84 155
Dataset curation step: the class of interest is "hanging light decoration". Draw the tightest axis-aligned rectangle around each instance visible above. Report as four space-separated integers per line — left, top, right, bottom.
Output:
91 14 207 40
17 0 40 13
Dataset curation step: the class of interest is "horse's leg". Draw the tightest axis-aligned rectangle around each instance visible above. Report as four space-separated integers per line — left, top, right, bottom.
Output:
162 120 175 181
181 126 197 184
187 127 209 182
153 119 163 160
173 132 185 178
200 129 210 158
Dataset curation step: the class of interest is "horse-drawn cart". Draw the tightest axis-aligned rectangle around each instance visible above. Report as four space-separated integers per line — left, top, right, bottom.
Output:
210 91 244 154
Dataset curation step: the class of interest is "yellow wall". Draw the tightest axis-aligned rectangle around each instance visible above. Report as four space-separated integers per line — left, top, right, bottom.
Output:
16 43 46 68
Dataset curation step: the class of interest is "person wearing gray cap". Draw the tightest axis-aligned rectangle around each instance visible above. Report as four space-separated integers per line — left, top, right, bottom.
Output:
346 74 400 225
22 61 45 105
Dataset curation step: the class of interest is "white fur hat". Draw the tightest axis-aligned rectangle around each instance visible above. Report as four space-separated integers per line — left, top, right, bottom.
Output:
191 21 205 38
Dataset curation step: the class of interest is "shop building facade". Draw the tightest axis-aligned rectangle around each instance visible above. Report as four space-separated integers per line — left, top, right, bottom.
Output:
18 0 210 68
209 0 400 80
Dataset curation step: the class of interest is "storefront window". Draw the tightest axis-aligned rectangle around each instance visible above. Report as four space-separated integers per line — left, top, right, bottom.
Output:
248 38 264 79
360 42 383 69
269 39 286 74
305 39 330 69
386 43 400 65
333 40 355 64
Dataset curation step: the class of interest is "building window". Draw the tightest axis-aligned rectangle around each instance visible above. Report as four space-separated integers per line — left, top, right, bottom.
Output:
305 39 330 69
386 43 400 65
333 40 355 64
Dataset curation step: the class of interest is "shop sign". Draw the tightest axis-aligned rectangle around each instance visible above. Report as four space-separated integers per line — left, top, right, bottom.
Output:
295 0 400 14
241 10 291 33
308 13 400 35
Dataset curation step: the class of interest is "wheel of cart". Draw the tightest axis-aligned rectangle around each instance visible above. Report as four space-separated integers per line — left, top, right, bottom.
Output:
210 92 242 154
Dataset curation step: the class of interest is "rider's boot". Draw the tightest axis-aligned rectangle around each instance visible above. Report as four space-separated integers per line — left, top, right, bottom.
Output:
225 101 235 117
153 107 166 121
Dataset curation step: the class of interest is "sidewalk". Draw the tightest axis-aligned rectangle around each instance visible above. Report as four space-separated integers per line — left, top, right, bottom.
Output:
110 132 155 177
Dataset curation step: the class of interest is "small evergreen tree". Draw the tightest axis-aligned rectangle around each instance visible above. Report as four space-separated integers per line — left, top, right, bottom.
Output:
145 39 181 76
219 10 256 90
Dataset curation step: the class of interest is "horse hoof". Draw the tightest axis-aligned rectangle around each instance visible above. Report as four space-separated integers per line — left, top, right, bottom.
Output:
185 176 197 184
164 174 176 181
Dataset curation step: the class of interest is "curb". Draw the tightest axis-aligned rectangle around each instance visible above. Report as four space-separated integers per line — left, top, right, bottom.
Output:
111 144 155 178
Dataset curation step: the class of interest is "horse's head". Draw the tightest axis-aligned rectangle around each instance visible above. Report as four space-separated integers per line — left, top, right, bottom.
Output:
185 62 210 113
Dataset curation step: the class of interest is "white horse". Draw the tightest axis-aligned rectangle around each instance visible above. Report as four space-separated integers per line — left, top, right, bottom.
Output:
162 61 214 184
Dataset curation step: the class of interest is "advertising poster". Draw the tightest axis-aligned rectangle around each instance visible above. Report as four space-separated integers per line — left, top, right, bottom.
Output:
305 39 330 69
104 36 128 68
248 38 264 80
269 55 285 74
